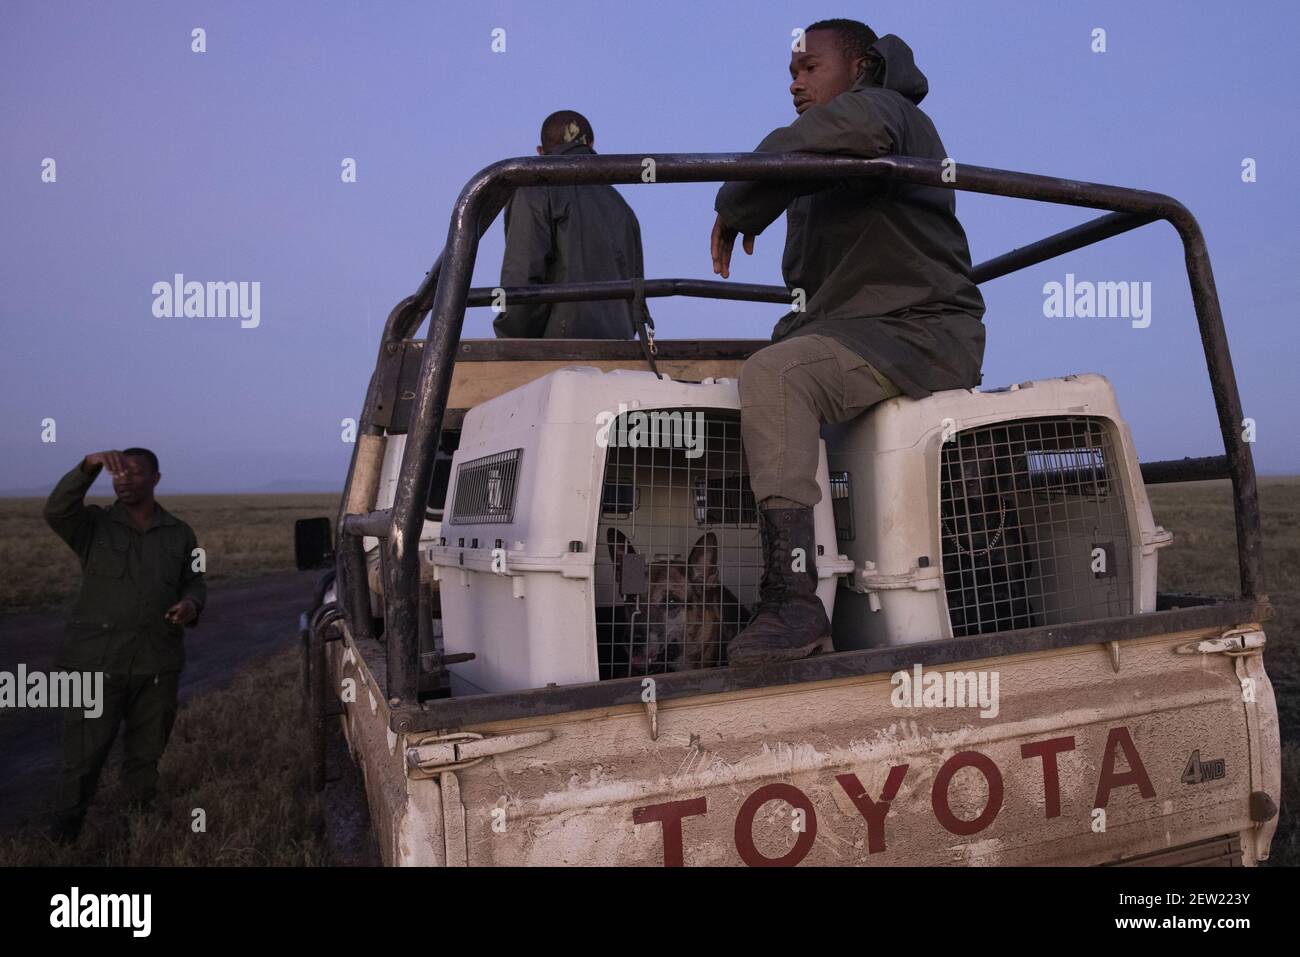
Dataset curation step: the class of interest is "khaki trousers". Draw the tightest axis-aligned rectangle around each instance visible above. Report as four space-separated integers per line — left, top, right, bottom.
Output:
739 334 901 507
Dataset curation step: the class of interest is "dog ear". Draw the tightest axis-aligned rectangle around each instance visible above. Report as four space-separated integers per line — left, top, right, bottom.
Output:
688 532 719 585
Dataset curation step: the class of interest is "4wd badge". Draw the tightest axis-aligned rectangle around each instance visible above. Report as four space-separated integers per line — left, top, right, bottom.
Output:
1181 750 1226 784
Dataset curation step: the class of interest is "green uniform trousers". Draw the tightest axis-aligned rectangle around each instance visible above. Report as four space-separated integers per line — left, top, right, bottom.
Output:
57 671 180 823
739 334 902 508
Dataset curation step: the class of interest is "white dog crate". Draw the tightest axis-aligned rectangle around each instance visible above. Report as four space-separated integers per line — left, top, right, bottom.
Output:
825 373 1172 649
426 367 853 694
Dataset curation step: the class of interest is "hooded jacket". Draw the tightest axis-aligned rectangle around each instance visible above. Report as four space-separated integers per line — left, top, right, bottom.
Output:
715 34 985 398
495 141 646 339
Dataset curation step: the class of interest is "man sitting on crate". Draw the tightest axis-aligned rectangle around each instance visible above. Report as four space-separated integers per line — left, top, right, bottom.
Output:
712 19 986 664
494 110 649 339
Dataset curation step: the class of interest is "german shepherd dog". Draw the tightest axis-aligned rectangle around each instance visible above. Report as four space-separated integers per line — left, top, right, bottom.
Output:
940 428 1038 636
600 527 749 676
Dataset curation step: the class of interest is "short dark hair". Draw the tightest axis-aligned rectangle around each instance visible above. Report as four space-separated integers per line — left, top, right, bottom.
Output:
122 447 159 475
540 110 594 151
806 18 879 63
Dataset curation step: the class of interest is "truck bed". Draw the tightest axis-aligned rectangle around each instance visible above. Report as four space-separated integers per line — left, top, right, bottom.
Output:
326 594 1278 866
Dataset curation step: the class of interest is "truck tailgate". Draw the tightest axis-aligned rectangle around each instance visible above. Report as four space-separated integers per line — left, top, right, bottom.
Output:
415 625 1276 866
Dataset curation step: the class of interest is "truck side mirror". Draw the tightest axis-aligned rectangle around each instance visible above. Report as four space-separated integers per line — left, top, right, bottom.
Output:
295 517 334 570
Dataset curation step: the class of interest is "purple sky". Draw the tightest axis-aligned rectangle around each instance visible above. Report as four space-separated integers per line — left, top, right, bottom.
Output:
2 1 1296 493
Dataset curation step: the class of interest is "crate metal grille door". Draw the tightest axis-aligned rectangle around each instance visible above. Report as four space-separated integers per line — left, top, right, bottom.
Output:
939 416 1133 637
594 409 759 679
449 449 522 524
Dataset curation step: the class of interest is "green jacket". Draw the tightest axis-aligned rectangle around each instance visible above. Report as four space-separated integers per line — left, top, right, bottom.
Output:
44 462 207 675
715 34 986 399
494 142 647 339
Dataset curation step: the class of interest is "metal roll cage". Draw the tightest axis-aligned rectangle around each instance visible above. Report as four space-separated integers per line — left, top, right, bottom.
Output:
334 152 1264 713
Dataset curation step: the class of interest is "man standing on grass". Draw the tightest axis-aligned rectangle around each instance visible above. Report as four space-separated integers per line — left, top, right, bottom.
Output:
711 19 986 664
43 448 206 842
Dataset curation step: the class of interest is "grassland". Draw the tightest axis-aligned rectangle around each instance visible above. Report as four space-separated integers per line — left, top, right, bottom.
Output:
0 646 328 865
0 492 339 864
0 493 339 613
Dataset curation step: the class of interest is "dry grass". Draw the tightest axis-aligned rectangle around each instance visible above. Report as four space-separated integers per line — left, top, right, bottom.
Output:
0 493 339 614
0 646 327 866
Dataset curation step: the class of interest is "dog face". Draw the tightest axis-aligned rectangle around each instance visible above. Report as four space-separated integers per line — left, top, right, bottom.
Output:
606 528 725 673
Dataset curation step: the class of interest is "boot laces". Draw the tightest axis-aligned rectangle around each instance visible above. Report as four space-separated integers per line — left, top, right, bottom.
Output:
757 515 796 610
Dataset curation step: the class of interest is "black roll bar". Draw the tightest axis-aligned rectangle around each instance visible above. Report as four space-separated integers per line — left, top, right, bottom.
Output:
338 152 1263 708
455 210 1160 308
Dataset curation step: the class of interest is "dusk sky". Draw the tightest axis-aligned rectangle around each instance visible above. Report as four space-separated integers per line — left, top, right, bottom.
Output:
2 1 1296 493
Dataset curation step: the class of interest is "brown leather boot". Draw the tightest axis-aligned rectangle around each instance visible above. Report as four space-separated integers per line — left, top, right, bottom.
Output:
727 506 830 665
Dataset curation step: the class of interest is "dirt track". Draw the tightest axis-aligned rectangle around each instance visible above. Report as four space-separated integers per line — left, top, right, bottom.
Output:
0 569 320 832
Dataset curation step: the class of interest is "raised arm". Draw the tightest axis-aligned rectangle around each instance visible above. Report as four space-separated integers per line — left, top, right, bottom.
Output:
44 452 123 560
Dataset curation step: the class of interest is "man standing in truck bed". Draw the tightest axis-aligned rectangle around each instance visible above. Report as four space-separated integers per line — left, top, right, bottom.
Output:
712 19 986 664
43 448 206 841
494 110 648 339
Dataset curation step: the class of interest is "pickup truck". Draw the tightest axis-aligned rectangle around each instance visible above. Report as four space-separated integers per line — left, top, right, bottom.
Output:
295 151 1279 866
